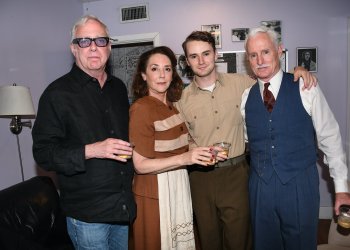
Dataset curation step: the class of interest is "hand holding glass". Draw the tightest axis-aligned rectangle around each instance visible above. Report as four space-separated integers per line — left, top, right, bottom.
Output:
118 143 134 159
338 206 350 228
206 147 218 164
213 142 231 157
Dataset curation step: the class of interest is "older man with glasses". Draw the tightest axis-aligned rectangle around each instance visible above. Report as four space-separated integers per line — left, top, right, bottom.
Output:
32 15 136 250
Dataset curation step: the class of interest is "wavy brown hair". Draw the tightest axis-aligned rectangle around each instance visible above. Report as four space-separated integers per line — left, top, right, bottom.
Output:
132 46 183 102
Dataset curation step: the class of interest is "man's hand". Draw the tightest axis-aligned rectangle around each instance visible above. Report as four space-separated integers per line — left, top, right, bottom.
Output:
293 66 318 90
85 138 133 162
334 192 350 215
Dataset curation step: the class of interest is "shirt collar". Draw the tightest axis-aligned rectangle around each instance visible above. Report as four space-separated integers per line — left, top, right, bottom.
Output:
190 73 224 94
70 63 112 88
258 69 283 96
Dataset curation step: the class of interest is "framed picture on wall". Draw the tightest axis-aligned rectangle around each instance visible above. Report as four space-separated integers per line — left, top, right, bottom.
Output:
296 47 317 72
201 24 222 48
176 54 194 86
231 28 249 42
109 32 160 102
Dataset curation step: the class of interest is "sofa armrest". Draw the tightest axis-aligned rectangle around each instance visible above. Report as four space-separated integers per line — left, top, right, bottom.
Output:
0 176 60 244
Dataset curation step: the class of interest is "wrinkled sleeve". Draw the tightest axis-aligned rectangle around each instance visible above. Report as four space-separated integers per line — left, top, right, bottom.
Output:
307 85 348 193
32 91 85 176
240 86 253 142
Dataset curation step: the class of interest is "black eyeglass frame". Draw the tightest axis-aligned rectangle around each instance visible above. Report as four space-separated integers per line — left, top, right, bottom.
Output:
72 37 110 48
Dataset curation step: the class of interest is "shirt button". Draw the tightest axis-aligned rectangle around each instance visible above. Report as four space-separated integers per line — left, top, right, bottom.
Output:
105 109 109 113
271 145 275 149
216 126 219 130
121 171 124 175
214 110 218 114
212 96 214 99
110 130 114 134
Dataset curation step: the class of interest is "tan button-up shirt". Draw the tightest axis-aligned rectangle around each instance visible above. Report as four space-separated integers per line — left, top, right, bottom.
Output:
175 73 255 158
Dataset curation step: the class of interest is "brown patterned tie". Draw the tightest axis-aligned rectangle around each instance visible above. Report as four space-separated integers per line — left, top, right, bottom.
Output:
263 82 275 112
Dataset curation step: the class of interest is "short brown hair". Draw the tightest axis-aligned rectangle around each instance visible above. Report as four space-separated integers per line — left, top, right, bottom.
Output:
182 31 216 57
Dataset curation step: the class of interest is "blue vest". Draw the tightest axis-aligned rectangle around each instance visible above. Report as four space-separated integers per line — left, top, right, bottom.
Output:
245 73 317 184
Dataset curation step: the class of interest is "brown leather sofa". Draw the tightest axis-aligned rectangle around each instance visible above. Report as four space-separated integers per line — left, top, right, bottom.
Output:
0 176 73 250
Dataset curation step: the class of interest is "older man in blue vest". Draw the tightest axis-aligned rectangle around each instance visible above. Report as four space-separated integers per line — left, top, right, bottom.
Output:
240 26 350 250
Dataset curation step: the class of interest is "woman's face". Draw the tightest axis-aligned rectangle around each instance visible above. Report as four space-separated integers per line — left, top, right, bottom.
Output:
141 53 173 99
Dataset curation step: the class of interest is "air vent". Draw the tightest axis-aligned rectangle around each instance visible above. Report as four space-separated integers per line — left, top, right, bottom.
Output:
120 4 149 23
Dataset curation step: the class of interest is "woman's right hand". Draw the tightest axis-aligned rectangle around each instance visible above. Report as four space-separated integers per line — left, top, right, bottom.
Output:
184 147 216 166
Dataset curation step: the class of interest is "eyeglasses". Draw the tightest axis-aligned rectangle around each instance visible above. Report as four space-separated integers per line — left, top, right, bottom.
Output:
72 37 110 48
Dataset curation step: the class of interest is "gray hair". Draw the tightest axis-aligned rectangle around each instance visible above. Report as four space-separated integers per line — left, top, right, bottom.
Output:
244 26 280 51
70 15 109 42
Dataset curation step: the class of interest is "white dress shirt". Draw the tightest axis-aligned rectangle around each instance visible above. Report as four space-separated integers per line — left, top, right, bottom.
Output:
241 70 348 193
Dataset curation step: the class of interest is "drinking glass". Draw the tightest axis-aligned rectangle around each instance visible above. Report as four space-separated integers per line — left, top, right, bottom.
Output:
338 206 350 228
213 142 231 157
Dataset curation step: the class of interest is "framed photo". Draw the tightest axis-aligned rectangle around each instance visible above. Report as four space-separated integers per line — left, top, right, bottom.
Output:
231 28 249 42
201 24 222 48
176 54 194 86
260 20 282 43
296 47 317 72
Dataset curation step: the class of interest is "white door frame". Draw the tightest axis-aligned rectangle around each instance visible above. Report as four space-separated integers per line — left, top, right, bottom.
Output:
110 32 160 46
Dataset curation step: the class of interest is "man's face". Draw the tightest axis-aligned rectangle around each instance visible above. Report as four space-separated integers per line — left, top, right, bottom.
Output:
185 40 217 78
179 59 187 69
70 19 111 75
304 52 311 61
246 32 282 82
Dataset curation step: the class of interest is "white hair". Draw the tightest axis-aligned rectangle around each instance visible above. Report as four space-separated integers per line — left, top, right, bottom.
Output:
70 15 109 42
244 26 280 51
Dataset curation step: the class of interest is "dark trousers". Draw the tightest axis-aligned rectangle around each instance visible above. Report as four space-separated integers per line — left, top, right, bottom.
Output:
189 160 252 250
249 166 319 250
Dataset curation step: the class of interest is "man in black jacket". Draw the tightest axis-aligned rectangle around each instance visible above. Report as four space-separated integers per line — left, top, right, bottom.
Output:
32 15 135 250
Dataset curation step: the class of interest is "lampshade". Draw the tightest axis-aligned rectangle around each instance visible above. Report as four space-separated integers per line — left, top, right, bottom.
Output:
0 84 36 118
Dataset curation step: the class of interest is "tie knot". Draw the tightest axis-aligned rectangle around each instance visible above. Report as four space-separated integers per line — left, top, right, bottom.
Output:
264 82 270 89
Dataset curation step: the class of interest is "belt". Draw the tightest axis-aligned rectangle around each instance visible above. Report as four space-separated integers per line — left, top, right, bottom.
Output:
214 154 247 168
